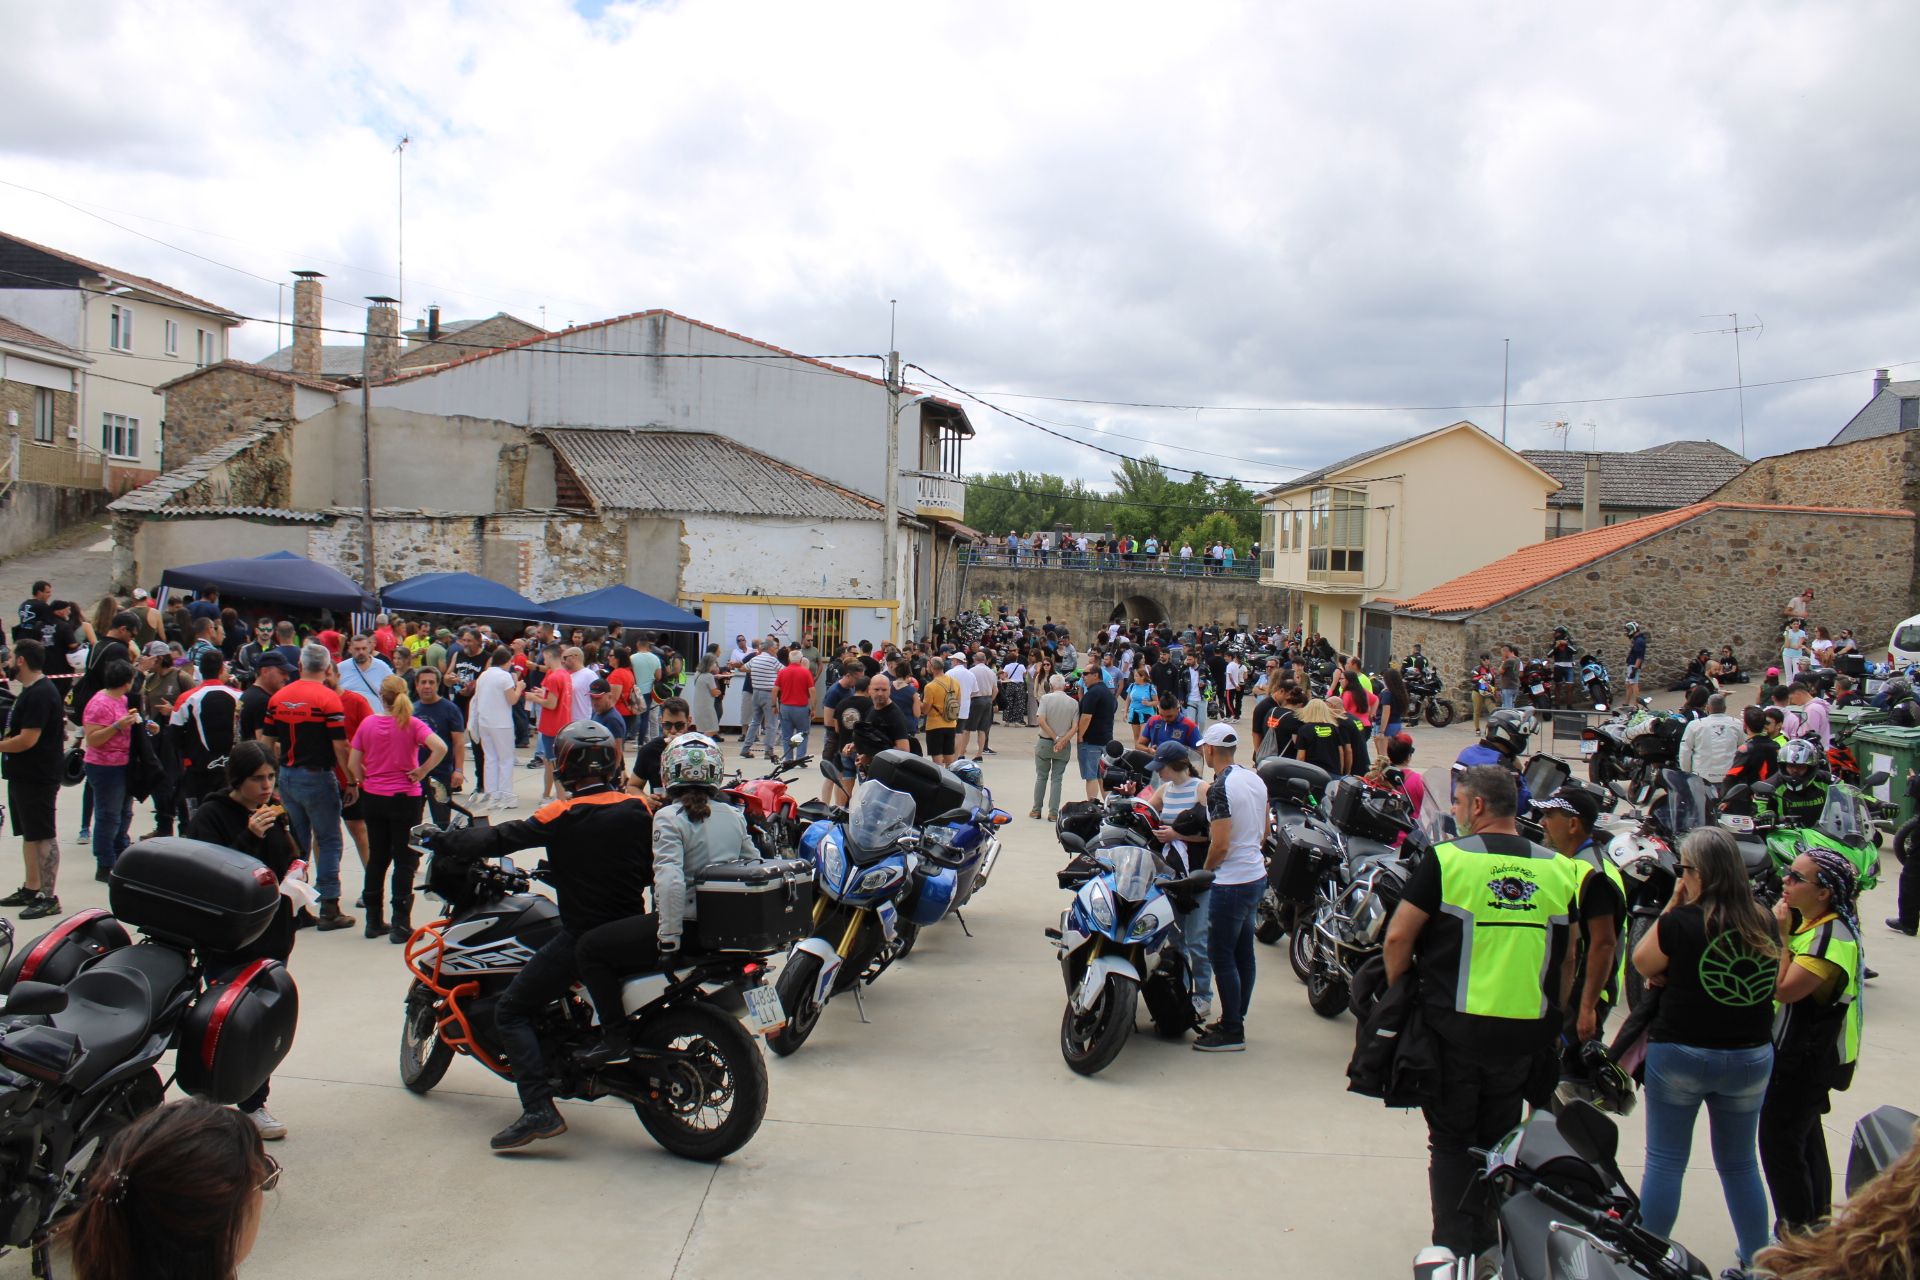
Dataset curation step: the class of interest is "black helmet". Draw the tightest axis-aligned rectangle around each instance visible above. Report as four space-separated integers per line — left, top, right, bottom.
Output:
1555 1040 1638 1116
1484 709 1532 756
553 720 622 789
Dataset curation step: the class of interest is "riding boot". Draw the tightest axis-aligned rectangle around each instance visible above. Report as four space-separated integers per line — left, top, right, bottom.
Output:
389 896 413 944
575 1024 634 1070
316 898 356 931
364 900 387 939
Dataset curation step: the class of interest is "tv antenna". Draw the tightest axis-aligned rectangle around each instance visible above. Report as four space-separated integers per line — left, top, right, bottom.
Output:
1695 313 1762 456
1544 419 1570 450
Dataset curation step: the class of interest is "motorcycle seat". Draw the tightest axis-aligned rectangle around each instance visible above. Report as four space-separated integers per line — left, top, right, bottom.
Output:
89 943 192 1010
1343 836 1400 866
50 968 154 1090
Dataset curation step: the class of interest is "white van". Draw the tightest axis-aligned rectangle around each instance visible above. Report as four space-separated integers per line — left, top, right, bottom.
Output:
1887 613 1920 666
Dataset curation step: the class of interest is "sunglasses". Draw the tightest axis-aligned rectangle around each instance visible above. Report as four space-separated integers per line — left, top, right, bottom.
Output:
1781 868 1809 885
258 1152 282 1193
661 720 689 731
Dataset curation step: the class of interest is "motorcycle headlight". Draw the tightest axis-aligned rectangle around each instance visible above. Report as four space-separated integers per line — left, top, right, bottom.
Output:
1125 911 1159 942
1087 879 1116 930
817 834 847 889
856 864 904 894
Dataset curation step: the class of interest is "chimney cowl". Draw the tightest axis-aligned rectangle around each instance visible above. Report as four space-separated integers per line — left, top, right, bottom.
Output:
1874 368 1891 396
427 305 441 341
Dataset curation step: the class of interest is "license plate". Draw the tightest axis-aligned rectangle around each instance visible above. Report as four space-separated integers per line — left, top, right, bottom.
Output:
1719 814 1755 833
1580 741 1598 756
1531 684 1546 695
745 983 787 1035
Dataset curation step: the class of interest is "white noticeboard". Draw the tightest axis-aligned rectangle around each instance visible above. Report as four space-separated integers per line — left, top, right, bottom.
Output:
722 605 761 652
1871 753 1895 803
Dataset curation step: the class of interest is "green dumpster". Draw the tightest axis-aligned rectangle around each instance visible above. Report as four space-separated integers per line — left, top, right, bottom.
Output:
1830 705 1887 747
1850 725 1920 828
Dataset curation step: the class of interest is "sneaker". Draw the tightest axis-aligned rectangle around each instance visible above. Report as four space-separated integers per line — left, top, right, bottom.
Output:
490 1104 567 1151
1887 917 1918 937
973 755 984 762
244 1106 288 1141
19 893 61 920
525 757 544 770
0 887 32 907
984 747 997 755
494 796 520 811
75 830 90 846
1192 1027 1244 1052
1029 808 1042 820
467 794 492 811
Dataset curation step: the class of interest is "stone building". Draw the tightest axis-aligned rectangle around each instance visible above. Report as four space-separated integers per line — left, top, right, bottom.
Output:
1521 440 1748 540
1384 502 1914 686
0 316 87 478
153 362 345 471
397 309 545 370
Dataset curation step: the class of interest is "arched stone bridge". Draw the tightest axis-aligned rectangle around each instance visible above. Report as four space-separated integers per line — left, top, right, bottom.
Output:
960 562 1288 641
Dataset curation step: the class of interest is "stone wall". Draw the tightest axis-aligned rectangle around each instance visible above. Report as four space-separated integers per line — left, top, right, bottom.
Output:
962 564 1287 645
161 368 295 471
1394 507 1914 687
308 511 632 602
0 380 75 443
399 315 545 369
1710 433 1912 510
0 480 107 561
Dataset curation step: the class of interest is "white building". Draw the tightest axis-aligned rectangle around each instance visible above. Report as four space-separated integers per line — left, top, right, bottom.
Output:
0 232 241 487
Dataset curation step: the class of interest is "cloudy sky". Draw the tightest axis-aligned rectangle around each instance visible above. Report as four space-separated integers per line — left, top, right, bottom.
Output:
5 0 1918 488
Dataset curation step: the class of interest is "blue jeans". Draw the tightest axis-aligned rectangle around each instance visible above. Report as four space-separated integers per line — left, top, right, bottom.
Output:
1178 887 1213 1007
1206 877 1263 1036
1076 743 1105 781
83 762 133 871
1639 1040 1774 1266
1499 688 1517 710
779 703 811 762
278 766 346 902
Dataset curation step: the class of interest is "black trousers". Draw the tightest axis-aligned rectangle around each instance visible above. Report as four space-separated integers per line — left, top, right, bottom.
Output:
1759 1064 1833 1232
1422 1037 1535 1255
359 791 423 915
1897 830 1920 929
574 914 661 1028
496 931 578 1110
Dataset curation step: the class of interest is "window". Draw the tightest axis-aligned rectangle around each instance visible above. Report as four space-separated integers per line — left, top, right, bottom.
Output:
101 413 139 459
32 389 55 444
1290 510 1305 549
1306 486 1367 578
195 328 218 366
799 606 847 657
164 319 180 355
109 305 134 352
1273 509 1287 551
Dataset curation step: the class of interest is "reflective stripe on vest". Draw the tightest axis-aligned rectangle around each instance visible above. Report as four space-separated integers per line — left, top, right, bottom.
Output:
1571 842 1629 1007
1782 915 1862 1067
1433 835 1584 1021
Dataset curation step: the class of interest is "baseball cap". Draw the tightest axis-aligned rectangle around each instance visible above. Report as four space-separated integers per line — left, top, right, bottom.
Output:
1146 740 1194 773
142 641 171 658
1199 722 1238 748
1533 786 1599 829
254 652 294 673
131 587 150 601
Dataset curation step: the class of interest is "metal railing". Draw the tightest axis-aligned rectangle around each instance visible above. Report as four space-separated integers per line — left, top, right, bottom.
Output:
959 545 1260 578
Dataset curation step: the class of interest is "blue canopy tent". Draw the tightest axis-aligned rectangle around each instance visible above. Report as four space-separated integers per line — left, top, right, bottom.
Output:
540 584 708 636
381 572 555 623
160 552 375 613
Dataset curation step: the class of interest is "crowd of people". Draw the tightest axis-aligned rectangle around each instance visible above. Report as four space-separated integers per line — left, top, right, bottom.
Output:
972 530 1254 575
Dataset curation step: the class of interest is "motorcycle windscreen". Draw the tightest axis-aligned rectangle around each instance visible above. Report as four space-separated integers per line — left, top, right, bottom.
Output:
1657 769 1711 835
1108 845 1155 906
846 781 918 862
1816 786 1870 844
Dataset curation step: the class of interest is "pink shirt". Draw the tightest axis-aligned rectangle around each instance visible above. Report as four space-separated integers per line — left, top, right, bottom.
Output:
351 713 433 797
82 690 132 766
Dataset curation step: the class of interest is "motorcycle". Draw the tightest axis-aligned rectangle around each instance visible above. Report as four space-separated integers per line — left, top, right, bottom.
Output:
1579 653 1613 708
1521 657 1557 710
767 779 926 1056
398 796 781 1161
1048 842 1214 1074
1720 772 1888 895
1413 1100 1711 1279
1288 774 1426 1018
0 838 300 1273
1402 669 1457 728
1255 756 1337 947
1604 769 1718 1011
721 736 811 859
868 750 1011 955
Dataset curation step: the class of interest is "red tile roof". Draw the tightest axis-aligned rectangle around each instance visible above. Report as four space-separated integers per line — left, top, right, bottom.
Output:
0 230 238 319
155 360 346 395
0 316 85 363
1394 502 1913 616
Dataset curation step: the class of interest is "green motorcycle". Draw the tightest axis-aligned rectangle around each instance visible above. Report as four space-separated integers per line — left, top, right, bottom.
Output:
1718 773 1887 893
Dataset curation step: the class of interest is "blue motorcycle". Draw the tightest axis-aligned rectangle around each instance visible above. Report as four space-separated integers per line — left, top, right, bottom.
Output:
1579 653 1613 709
768 780 922 1057
890 755 1012 955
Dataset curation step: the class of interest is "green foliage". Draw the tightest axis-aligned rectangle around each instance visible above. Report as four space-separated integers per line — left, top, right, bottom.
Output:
963 456 1263 547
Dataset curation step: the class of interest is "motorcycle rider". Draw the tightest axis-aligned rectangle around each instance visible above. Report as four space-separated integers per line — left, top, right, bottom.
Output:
432 720 653 1151
1383 765 1582 1261
1548 626 1578 706
1451 708 1533 811
1766 739 1830 827
573 733 757 1069
1624 621 1647 706
1401 645 1433 678
1533 786 1625 1044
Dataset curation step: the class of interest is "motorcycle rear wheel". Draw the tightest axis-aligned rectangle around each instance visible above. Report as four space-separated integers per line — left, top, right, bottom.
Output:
400 981 455 1094
1255 887 1285 945
1424 699 1456 729
767 951 824 1057
632 1005 769 1162
1060 975 1137 1076
1289 913 1315 983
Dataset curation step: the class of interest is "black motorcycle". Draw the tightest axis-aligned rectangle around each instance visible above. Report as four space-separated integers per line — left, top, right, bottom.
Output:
1286 774 1425 1018
1401 669 1457 728
398 799 785 1162
1254 756 1336 946
0 838 298 1275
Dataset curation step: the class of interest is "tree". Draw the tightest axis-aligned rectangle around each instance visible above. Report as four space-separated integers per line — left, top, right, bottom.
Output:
961 456 1267 549
1174 511 1242 555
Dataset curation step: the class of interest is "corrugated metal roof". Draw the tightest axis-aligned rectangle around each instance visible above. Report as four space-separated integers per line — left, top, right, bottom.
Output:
541 429 883 520
1522 441 1749 510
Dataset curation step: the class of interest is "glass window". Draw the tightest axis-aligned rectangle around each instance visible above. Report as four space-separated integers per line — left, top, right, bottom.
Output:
101 413 139 459
109 305 134 352
196 328 218 366
164 319 179 355
1307 486 1366 577
32 389 55 444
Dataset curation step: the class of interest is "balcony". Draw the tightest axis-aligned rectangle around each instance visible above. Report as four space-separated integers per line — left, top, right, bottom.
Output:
908 470 966 519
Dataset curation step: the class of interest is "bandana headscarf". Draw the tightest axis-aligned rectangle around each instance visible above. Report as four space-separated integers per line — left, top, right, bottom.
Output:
1801 844 1860 935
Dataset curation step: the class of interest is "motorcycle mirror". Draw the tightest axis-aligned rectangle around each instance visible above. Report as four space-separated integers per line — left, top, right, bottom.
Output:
0 981 67 1017
1863 770 1890 789
1555 1100 1626 1185
1103 740 1126 760
1720 784 1749 806
499 857 516 874
1752 780 1777 797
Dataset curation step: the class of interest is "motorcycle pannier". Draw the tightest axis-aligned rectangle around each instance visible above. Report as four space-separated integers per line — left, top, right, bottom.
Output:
695 857 815 953
1630 717 1685 759
0 910 131 991
1269 825 1336 901
176 958 298 1105
109 838 281 953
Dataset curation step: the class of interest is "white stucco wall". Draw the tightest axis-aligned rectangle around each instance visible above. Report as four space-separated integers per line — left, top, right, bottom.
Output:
678 514 884 598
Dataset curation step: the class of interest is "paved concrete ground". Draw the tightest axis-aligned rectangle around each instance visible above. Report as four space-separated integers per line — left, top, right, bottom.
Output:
0 578 1912 1275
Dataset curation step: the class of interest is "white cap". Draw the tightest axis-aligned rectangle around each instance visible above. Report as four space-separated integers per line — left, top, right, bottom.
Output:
1200 723 1238 748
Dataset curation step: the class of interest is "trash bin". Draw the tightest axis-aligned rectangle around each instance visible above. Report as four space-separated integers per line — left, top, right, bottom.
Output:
1830 705 1887 747
1849 725 1920 827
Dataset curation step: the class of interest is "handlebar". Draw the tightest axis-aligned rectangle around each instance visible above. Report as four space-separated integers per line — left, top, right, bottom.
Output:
1484 1164 1691 1279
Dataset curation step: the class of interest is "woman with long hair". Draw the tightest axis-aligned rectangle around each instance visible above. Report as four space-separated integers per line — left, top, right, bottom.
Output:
348 676 447 943
80 658 139 879
59 1099 276 1279
1755 1124 1920 1280
1632 826 1782 1271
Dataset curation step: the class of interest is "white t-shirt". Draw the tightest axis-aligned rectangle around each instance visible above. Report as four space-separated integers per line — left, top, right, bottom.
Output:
470 665 518 730
1003 661 1027 685
970 662 997 700
954 668 972 719
569 667 596 721
1225 659 1244 690
1204 763 1270 885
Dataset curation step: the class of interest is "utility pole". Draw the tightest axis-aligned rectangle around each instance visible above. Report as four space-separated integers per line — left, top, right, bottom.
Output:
884 350 900 640
1501 338 1510 444
359 313 378 594
1695 313 1762 457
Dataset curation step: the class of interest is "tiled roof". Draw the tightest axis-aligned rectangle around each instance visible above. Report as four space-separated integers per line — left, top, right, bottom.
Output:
401 312 537 340
1522 441 1749 511
141 505 330 523
107 426 283 514
0 316 87 364
255 344 369 378
1393 501 1913 616
0 230 238 318
1262 421 1555 498
155 360 345 395
540 429 884 520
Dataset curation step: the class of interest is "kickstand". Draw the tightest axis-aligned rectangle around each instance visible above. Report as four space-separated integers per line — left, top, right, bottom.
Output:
851 982 871 1024
954 910 974 938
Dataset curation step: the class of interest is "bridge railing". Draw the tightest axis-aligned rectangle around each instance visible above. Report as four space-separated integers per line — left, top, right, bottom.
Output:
960 544 1260 579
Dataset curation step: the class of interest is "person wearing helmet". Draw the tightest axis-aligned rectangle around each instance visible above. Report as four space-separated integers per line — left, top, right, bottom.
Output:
572 732 756 1069
433 719 653 1152
1548 626 1578 708
1768 739 1829 827
1624 622 1647 706
1452 708 1533 811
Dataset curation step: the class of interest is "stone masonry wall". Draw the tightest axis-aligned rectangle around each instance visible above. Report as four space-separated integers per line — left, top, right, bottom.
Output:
1709 432 1912 510
399 315 545 370
308 512 632 603
161 368 295 471
963 563 1287 645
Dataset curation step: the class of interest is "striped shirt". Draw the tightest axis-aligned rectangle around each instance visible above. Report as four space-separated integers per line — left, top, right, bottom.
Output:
746 651 783 692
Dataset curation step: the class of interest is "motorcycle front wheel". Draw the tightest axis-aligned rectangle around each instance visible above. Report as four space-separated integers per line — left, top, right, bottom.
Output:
767 951 824 1057
1255 887 1285 945
1424 698 1456 729
1306 954 1349 1018
400 981 454 1094
1060 975 1138 1076
632 1005 769 1162
891 920 920 962
1623 915 1655 1011
1289 913 1316 983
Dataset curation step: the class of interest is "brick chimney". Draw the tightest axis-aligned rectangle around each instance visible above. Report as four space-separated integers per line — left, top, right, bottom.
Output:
1582 453 1602 531
1874 368 1891 397
291 271 324 378
365 296 400 383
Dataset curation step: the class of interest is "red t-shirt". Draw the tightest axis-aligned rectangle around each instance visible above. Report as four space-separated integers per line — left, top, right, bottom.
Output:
606 667 636 716
316 629 344 660
774 662 814 707
372 627 398 659
335 690 373 789
265 678 347 772
538 669 574 737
